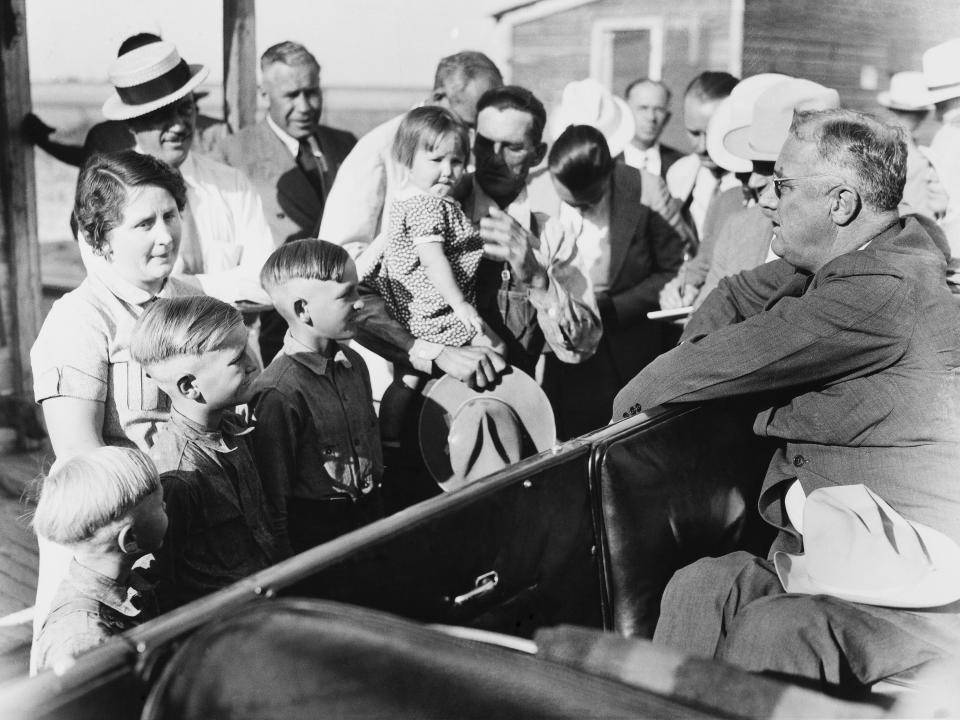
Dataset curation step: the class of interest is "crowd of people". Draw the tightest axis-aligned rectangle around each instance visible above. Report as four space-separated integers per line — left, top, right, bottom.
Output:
21 29 960 698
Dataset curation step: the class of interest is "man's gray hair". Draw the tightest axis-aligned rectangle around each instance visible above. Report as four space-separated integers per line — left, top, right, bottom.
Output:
261 41 319 73
790 109 907 212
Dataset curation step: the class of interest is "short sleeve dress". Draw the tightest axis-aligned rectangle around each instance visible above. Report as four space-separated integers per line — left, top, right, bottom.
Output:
367 192 484 346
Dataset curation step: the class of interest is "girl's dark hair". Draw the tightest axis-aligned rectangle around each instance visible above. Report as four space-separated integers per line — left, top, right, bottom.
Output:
72 150 186 256
548 124 614 195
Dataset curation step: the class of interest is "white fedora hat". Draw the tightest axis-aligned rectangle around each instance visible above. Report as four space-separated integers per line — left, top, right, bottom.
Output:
878 71 933 111
923 38 960 105
724 78 840 162
550 79 635 158
707 73 790 173
775 484 960 608
103 41 209 121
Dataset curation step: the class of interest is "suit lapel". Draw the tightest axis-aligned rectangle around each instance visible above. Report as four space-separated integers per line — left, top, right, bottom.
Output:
606 165 645 288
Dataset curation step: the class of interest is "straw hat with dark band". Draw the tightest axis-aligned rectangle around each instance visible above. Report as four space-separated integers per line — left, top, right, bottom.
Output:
103 41 209 121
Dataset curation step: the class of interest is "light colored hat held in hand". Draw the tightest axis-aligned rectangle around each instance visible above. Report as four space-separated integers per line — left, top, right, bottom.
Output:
420 367 556 492
774 484 960 608
550 79 635 158
877 71 933 111
103 41 210 121
706 73 790 174
724 78 840 163
923 38 960 105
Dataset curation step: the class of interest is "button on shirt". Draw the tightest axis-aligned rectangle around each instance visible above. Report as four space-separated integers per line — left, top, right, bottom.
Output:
249 335 383 553
33 560 157 673
150 408 278 610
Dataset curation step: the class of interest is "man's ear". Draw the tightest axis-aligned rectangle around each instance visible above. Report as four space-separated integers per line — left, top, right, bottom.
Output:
832 185 861 226
176 373 200 400
531 141 548 168
117 522 140 555
294 298 312 325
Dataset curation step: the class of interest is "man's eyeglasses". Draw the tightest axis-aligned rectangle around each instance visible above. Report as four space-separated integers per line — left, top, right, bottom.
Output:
771 174 838 199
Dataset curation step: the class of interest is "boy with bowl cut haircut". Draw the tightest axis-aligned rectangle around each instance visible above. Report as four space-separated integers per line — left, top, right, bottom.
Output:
251 238 384 556
31 446 166 673
130 295 278 609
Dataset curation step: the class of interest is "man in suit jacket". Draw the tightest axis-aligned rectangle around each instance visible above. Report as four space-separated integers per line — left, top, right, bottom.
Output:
215 41 357 247
614 109 960 691
622 78 683 179
540 125 684 439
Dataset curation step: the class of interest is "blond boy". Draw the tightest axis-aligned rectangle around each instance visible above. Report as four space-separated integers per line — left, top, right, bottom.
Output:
31 447 166 674
130 295 277 609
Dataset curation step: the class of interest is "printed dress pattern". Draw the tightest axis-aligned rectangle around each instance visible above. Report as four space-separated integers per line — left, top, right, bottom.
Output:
368 192 484 345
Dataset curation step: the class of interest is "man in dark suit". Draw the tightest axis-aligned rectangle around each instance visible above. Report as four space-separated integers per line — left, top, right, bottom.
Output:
622 79 683 179
216 42 356 361
540 124 685 439
215 41 356 247
614 109 960 692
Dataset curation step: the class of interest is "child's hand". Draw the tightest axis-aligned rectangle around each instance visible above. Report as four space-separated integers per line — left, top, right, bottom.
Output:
453 300 484 334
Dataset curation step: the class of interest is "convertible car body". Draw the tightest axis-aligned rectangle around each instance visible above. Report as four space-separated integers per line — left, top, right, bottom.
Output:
0 404 915 718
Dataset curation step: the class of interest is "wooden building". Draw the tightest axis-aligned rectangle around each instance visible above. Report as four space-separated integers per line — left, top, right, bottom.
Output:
494 0 960 150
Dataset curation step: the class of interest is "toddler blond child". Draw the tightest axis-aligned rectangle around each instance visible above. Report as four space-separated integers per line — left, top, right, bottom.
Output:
31 446 167 674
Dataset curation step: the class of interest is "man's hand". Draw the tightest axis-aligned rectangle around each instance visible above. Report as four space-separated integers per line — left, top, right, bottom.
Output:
434 344 507 389
659 277 699 310
480 207 548 290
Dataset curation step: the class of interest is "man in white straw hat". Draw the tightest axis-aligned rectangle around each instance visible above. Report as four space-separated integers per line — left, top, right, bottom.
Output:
681 77 841 310
923 38 960 283
101 40 274 305
877 70 943 220
615 106 960 691
659 73 788 310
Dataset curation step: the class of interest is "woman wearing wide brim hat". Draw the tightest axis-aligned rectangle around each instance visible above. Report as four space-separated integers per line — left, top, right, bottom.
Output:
102 41 210 122
419 367 556 492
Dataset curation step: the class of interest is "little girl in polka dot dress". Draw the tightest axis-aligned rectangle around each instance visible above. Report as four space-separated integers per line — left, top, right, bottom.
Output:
364 106 493 350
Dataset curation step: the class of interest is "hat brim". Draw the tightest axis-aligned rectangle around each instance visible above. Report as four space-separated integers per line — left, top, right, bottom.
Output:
877 91 933 111
102 64 210 121
723 124 779 163
419 367 556 489
926 82 960 105
605 95 636 158
707 100 752 174
774 522 960 608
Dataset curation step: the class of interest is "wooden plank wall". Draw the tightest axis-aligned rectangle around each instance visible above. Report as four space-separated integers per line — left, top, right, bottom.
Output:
741 0 960 114
0 0 42 399
508 0 734 151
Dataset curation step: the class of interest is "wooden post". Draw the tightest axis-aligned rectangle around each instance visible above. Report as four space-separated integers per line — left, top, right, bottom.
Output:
0 0 42 398
223 0 258 131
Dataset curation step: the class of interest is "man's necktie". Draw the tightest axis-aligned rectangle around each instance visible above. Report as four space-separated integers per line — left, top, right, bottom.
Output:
297 138 327 201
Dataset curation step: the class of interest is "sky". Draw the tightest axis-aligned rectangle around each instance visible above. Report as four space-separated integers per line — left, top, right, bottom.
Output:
26 0 511 87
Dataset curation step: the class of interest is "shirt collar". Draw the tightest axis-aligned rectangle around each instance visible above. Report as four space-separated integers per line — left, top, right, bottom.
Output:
279 332 352 376
266 114 319 157
66 560 151 618
168 406 253 453
78 241 174 307
469 176 531 228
